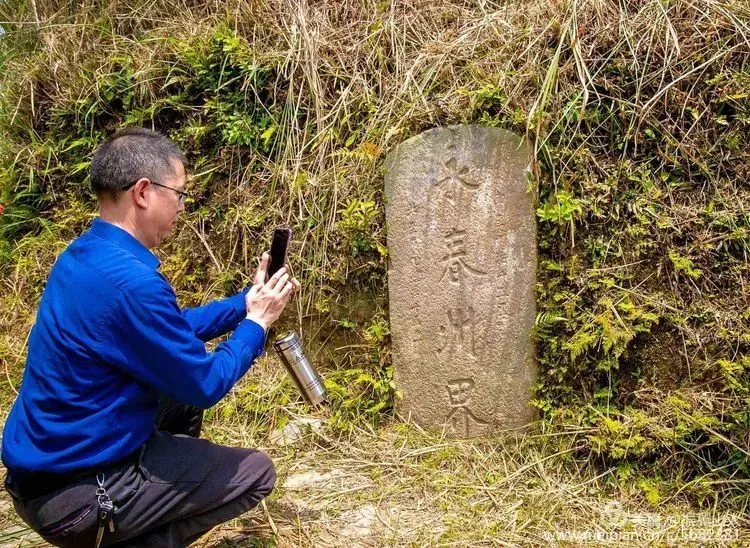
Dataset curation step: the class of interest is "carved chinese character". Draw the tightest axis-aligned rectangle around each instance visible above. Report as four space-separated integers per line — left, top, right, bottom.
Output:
440 228 487 284
445 378 489 437
434 157 479 205
438 306 477 357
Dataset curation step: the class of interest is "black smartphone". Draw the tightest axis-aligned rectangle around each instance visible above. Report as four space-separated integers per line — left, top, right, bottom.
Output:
267 227 292 279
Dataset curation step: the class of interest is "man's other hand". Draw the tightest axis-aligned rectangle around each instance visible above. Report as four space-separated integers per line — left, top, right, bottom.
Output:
245 254 300 330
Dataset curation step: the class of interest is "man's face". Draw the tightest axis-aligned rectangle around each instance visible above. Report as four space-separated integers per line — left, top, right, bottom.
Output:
149 159 186 247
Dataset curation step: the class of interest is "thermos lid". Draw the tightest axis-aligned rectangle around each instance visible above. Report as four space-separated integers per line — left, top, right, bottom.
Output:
273 331 299 352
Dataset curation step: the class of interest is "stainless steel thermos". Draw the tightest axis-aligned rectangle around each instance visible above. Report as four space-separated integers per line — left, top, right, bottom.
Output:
273 331 327 406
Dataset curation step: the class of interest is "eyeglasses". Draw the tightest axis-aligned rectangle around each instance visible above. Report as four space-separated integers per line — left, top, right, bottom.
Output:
150 181 190 204
122 180 190 204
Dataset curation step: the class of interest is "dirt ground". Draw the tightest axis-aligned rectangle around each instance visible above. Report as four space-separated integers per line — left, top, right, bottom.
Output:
2 414 748 547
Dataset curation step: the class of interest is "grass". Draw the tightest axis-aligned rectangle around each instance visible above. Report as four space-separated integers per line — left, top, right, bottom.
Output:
0 0 749 543
2 396 749 546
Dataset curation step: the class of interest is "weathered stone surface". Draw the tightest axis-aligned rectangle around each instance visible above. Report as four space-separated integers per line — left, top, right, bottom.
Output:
269 417 325 446
384 125 536 437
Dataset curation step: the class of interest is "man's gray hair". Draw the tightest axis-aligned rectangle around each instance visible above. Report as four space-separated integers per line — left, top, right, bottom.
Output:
91 128 185 197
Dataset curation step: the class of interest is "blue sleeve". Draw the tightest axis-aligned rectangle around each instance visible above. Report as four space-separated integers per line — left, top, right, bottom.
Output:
181 290 248 341
98 279 266 408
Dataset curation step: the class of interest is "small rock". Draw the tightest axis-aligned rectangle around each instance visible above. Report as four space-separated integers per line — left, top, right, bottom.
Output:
283 469 335 491
269 417 324 446
340 504 378 538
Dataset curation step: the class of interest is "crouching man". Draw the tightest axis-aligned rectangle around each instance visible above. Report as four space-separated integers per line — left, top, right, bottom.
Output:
2 128 298 547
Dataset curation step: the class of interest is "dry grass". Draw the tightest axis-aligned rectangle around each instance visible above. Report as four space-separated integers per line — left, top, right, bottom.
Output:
3 414 749 547
2 1 748 334
5 359 750 546
1 0 750 545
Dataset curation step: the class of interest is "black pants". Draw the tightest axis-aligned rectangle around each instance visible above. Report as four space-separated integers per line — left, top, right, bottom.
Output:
4 399 276 547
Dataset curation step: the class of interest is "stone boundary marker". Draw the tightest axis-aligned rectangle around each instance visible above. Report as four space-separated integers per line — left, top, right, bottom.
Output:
384 125 536 437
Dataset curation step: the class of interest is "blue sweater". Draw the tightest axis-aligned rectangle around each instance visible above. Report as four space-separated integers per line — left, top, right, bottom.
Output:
1 219 266 473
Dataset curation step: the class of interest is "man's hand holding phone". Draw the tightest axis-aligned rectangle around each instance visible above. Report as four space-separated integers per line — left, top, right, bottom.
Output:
245 252 301 331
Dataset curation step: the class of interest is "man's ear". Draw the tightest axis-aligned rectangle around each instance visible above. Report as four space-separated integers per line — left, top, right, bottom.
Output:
131 178 151 209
